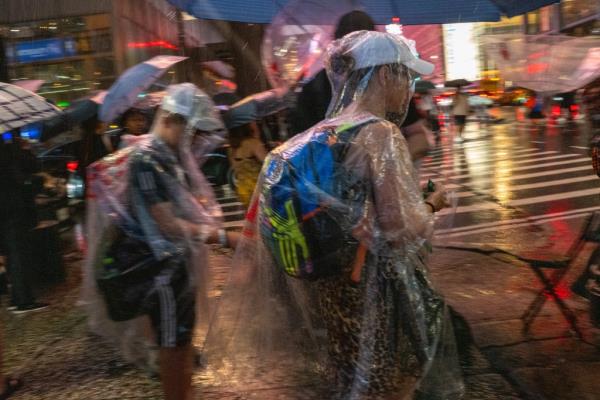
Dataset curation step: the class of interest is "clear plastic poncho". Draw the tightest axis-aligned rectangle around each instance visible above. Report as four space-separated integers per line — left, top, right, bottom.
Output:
82 84 225 369
201 31 464 399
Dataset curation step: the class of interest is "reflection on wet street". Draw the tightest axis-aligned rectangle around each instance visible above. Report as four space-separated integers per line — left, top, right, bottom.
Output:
425 109 597 256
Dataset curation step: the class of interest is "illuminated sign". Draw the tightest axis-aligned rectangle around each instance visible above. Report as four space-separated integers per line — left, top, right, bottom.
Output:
443 24 480 81
12 38 77 64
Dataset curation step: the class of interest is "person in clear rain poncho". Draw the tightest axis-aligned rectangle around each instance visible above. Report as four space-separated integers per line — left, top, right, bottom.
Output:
83 83 234 400
202 31 464 399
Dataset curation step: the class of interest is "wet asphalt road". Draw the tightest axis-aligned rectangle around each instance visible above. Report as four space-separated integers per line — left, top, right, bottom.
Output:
422 110 597 257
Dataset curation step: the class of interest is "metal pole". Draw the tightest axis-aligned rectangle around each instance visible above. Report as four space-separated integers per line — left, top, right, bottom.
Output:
0 36 9 82
176 9 190 82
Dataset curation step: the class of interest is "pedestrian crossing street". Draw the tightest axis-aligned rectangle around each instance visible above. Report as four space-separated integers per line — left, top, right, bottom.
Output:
420 137 600 238
213 137 600 239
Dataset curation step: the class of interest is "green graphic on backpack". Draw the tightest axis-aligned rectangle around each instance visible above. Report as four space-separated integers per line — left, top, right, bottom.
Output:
260 118 378 280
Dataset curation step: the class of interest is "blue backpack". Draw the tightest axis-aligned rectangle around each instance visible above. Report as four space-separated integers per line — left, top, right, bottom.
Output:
259 117 378 280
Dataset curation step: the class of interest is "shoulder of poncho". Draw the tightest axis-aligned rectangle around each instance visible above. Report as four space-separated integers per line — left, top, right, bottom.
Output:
354 118 398 141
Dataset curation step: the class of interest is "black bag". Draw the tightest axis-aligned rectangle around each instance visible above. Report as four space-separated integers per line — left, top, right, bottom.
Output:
96 229 165 322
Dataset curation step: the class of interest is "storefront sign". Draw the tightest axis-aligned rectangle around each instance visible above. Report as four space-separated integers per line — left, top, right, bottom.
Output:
13 38 77 64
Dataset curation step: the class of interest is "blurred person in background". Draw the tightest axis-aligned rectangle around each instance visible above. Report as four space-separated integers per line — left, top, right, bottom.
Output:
227 121 267 208
526 92 545 124
0 134 48 314
80 116 109 169
121 108 149 137
117 108 151 149
417 89 441 143
452 87 469 142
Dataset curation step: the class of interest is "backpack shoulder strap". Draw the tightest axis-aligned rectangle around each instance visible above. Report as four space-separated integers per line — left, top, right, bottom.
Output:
334 116 382 160
336 115 381 138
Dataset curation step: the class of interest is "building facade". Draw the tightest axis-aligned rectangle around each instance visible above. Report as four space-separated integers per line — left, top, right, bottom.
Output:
0 0 206 104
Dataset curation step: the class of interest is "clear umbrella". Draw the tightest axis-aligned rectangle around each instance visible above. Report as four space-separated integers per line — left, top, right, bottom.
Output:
482 34 600 94
262 0 353 88
0 82 61 132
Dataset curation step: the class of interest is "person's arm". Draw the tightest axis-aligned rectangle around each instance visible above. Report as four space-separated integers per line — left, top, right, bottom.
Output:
147 202 203 239
131 157 238 248
361 121 435 246
345 121 445 283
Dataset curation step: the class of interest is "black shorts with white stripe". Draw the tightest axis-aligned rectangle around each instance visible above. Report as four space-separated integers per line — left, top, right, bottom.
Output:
144 257 196 348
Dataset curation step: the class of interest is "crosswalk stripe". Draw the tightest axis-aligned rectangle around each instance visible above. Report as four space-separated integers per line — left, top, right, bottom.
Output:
445 165 594 185
426 143 523 156
221 209 246 217
430 175 599 202
432 159 592 183
423 149 555 168
422 153 582 175
423 158 588 181
506 187 600 207
482 175 599 192
437 202 502 215
223 220 245 228
437 186 600 216
426 144 532 158
436 205 600 235
438 211 595 238
421 166 593 192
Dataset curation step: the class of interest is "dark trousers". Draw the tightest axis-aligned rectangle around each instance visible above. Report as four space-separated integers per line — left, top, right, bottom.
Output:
1 217 36 306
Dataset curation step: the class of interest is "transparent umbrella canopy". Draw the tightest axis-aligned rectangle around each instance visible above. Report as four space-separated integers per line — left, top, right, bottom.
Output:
0 82 61 133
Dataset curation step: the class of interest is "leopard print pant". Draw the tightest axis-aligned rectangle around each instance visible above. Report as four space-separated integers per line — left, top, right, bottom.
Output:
316 253 446 399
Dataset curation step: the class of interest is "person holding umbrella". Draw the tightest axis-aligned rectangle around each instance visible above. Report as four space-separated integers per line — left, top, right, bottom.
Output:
0 83 60 313
223 112 268 208
415 80 440 142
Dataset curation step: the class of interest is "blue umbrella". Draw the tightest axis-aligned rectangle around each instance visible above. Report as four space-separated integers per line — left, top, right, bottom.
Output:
168 0 558 24
99 55 187 122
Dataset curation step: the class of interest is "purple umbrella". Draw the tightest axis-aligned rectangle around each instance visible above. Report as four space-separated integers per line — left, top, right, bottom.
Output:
99 55 187 122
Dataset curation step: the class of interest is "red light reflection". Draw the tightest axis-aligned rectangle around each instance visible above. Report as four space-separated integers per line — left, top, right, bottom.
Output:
544 282 571 300
127 40 178 50
527 63 549 74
